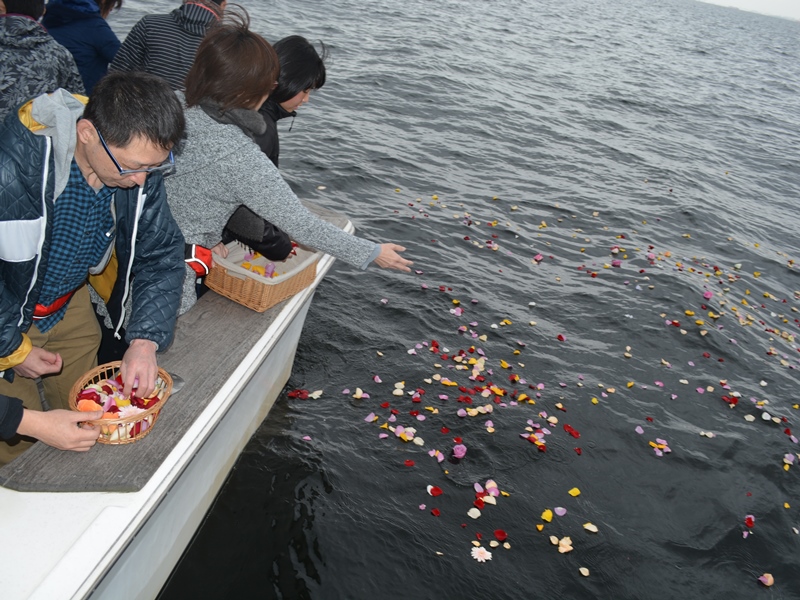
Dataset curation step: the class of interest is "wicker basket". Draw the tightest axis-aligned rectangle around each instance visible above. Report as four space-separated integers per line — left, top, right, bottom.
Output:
205 242 320 312
68 361 173 445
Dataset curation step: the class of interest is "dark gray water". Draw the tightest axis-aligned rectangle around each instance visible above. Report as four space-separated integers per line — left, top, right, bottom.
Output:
110 0 800 597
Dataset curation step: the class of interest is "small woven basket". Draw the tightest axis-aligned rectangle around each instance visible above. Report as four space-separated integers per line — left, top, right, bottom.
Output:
68 361 172 445
205 242 320 313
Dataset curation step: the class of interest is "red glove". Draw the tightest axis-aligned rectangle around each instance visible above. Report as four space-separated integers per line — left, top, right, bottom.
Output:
185 244 213 277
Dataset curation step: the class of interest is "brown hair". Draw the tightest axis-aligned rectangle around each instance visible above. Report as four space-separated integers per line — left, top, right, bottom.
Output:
184 9 278 111
98 0 123 19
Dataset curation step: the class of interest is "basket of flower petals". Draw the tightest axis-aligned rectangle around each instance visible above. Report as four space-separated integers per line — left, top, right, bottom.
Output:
205 241 320 312
68 361 173 445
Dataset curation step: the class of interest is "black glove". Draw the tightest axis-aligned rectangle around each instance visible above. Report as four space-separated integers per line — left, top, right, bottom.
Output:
221 205 293 261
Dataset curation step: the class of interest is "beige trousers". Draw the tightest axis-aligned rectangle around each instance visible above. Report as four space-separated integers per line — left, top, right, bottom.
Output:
0 286 100 466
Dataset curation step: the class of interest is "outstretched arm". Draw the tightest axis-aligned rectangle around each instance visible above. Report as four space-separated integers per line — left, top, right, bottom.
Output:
374 244 413 272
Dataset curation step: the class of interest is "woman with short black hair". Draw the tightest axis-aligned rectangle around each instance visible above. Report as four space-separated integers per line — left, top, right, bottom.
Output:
254 35 327 168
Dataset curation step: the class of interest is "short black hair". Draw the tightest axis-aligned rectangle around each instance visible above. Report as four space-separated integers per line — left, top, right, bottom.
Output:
5 0 45 19
269 36 327 105
83 71 185 150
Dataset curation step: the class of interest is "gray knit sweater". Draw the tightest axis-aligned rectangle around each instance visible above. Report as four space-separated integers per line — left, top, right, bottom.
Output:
166 98 380 313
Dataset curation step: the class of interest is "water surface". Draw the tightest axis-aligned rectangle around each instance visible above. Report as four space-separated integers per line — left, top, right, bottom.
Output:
107 0 800 597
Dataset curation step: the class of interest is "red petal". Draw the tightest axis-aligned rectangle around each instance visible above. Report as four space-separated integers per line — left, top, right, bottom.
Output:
431 508 441 517
441 427 450 434
453 437 463 443
428 486 443 497
404 460 415 467
494 529 508 541
380 402 390 408
475 532 482 540
474 498 485 509
574 447 582 455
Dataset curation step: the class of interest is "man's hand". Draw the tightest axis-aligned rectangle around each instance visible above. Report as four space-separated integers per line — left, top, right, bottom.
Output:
120 339 158 399
13 347 63 379
17 408 102 451
374 244 413 272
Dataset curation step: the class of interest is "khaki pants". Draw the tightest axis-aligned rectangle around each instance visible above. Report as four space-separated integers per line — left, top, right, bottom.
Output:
0 286 101 466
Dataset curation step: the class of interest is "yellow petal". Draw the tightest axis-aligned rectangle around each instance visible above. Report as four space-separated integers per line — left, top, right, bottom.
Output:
568 487 581 497
542 509 553 522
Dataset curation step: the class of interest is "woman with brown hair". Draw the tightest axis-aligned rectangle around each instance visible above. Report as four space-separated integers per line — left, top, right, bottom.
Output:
163 10 412 314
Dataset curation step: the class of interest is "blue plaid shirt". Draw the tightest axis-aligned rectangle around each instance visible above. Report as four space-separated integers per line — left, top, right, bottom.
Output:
36 160 115 332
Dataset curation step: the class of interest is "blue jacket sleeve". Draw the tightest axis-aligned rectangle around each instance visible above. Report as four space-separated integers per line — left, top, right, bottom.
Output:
0 395 24 440
122 176 186 350
94 21 122 65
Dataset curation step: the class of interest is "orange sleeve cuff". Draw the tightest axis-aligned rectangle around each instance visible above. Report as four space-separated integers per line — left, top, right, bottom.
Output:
0 334 32 371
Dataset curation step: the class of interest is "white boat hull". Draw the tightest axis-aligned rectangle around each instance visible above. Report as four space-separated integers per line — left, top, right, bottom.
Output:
0 249 337 600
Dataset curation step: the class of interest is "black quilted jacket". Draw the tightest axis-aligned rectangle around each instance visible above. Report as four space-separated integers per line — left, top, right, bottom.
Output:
0 110 186 382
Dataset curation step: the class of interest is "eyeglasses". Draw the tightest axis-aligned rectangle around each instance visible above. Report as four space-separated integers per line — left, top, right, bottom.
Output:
94 125 175 175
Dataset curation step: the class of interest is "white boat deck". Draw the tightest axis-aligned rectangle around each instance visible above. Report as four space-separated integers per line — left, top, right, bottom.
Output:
0 206 350 599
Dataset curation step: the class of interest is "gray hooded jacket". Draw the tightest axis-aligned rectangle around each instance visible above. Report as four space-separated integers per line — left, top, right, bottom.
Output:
165 95 380 314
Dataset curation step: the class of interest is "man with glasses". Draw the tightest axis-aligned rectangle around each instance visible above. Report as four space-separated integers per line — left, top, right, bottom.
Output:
0 72 186 464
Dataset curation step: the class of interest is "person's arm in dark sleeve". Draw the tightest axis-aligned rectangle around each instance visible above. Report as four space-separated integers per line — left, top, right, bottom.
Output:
95 22 122 65
0 395 24 440
109 18 148 73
